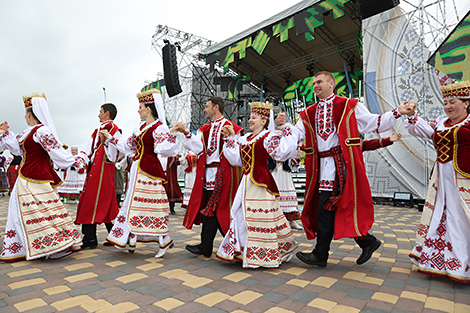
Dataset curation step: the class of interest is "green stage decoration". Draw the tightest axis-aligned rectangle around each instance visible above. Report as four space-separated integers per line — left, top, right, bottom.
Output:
283 70 362 107
213 76 252 99
205 0 352 72
141 80 164 93
273 17 295 43
428 10 470 81
252 30 271 55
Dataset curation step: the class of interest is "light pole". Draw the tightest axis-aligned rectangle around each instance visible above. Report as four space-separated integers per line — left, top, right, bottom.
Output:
103 87 107 103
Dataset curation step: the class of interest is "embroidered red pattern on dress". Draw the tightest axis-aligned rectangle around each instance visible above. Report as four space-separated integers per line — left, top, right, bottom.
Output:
1 242 23 255
30 228 80 251
419 208 462 272
392 108 401 119
126 136 135 151
247 223 288 234
226 139 236 149
207 121 222 156
319 179 334 190
38 134 61 151
246 246 279 261
282 127 292 137
316 98 334 141
129 216 168 229
26 213 69 225
429 119 438 129
407 115 418 125
5 230 17 238
22 199 60 206
153 133 169 145
266 136 280 155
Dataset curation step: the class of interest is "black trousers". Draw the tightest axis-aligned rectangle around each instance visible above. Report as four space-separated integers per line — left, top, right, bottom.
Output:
82 223 113 243
313 191 376 261
199 189 224 256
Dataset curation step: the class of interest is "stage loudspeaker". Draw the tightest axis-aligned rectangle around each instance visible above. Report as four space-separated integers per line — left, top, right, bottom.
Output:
359 0 400 19
162 43 182 97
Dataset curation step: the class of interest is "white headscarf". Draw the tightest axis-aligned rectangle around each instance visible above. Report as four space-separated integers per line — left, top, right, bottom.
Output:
268 109 275 132
31 96 60 140
153 92 167 125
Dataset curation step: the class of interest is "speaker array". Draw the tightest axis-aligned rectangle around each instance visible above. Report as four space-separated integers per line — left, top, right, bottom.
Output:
359 0 400 19
162 43 182 97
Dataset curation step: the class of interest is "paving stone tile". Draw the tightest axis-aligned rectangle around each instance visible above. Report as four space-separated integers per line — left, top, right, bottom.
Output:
67 284 103 296
287 289 319 304
6 287 36 297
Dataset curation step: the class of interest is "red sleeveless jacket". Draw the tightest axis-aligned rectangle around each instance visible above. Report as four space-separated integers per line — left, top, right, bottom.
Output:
19 125 62 187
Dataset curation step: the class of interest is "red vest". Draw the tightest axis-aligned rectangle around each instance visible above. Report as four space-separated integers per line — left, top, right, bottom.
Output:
241 132 278 195
299 96 374 240
19 125 62 187
183 119 243 233
75 121 120 224
442 120 470 177
133 122 166 181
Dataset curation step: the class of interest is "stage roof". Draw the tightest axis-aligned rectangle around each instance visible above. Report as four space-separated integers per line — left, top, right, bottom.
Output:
200 0 363 97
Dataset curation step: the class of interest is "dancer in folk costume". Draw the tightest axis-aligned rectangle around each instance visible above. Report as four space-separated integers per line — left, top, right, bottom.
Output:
103 89 178 257
172 96 244 257
7 155 22 195
276 71 414 267
75 103 121 249
165 154 183 215
0 154 8 195
114 156 128 208
361 132 402 151
58 146 86 203
269 154 303 230
217 102 299 268
0 93 81 262
404 81 470 284
178 150 197 209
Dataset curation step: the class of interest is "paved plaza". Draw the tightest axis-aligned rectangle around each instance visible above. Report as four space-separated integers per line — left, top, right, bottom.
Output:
0 195 468 313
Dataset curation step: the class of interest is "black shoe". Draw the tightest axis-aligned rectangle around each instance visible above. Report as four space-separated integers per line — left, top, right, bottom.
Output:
296 252 327 267
170 209 176 215
186 244 204 255
103 241 113 246
82 239 98 249
357 239 381 265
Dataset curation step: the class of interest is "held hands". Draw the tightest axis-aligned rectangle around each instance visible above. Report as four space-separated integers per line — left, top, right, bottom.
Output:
0 121 9 135
275 112 287 126
221 124 235 138
171 122 189 135
99 130 110 143
398 101 417 116
389 131 403 142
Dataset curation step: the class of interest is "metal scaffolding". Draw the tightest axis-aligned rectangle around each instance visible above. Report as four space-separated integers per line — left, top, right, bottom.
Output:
151 25 214 129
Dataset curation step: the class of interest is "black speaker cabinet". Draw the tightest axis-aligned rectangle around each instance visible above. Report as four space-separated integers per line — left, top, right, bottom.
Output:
359 0 400 19
162 43 182 97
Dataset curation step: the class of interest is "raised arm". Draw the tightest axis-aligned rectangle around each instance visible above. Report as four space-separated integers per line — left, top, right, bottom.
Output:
153 124 178 157
34 126 74 169
0 122 21 155
265 124 300 162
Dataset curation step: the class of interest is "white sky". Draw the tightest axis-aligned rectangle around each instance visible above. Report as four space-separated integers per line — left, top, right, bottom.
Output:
0 0 295 153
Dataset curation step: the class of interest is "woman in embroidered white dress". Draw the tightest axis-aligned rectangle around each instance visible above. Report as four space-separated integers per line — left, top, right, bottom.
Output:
0 93 82 262
102 89 178 258
404 81 470 284
216 102 299 268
